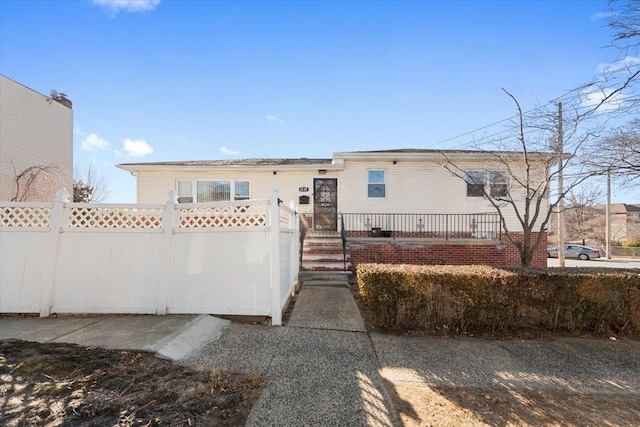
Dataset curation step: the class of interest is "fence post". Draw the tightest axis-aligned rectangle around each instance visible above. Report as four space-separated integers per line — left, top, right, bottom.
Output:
269 185 282 325
39 188 70 317
289 201 299 294
157 190 177 315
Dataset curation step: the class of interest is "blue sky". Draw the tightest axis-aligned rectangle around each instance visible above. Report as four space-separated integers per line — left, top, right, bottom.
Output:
1 0 637 203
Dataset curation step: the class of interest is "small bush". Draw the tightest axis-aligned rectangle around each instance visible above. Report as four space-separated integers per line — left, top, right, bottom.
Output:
357 264 640 336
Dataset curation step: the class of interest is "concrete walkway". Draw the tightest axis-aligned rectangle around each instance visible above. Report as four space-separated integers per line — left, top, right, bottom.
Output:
3 285 639 426
184 283 400 426
0 314 229 361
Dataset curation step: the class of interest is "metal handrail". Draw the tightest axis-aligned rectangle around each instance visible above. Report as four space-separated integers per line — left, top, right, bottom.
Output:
340 214 347 271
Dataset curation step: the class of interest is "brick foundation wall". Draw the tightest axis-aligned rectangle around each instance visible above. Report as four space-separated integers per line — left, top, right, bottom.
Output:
503 232 547 267
348 232 548 269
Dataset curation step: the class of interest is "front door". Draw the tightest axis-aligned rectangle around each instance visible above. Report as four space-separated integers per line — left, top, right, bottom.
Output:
313 178 337 231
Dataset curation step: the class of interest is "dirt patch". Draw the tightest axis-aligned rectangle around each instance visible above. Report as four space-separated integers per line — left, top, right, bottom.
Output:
387 382 640 427
1 339 264 426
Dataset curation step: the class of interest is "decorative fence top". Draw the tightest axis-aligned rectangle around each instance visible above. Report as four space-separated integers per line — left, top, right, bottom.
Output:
1 200 279 230
68 205 164 229
178 203 267 228
1 204 52 228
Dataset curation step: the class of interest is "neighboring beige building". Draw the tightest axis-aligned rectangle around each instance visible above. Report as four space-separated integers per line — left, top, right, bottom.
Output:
596 203 640 243
117 149 552 234
0 75 73 201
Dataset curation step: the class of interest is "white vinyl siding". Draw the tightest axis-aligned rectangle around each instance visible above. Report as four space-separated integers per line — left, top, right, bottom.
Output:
0 75 73 201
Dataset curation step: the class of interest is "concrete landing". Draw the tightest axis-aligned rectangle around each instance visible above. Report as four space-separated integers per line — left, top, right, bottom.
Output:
287 286 366 332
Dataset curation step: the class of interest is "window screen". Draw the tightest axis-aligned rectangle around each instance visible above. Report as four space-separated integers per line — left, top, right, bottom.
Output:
177 181 193 203
235 181 250 200
368 170 386 198
489 171 509 198
466 171 485 197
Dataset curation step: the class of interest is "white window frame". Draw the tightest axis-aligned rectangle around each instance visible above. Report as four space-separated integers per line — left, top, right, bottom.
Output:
176 179 250 203
489 171 509 199
368 169 386 198
466 171 485 197
466 170 509 199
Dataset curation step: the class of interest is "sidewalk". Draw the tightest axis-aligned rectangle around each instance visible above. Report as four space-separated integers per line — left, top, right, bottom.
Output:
184 284 401 427
3 284 639 426
0 314 229 361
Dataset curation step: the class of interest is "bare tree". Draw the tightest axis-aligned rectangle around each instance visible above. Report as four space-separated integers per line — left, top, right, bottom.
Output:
73 163 111 203
565 187 605 244
441 90 596 267
607 0 640 54
587 119 640 187
11 163 69 202
439 3 638 266
571 0 640 118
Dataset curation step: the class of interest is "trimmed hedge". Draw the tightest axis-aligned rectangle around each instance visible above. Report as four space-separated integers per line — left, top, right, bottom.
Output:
357 264 640 335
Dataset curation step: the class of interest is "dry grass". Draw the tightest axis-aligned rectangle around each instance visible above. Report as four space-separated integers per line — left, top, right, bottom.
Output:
1 339 264 426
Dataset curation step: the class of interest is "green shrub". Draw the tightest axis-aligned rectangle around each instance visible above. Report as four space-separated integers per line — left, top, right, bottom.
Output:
357 264 640 335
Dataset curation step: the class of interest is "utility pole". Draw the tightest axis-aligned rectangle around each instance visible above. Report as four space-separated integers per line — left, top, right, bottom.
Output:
557 102 566 267
606 168 612 259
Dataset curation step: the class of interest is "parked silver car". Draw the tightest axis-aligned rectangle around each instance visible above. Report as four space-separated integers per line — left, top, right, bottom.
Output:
547 245 601 260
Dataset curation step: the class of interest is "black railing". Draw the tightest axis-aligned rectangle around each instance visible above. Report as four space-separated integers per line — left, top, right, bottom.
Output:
340 215 347 270
301 212 501 240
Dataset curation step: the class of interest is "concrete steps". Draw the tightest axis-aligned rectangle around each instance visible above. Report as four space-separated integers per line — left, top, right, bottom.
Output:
301 236 352 273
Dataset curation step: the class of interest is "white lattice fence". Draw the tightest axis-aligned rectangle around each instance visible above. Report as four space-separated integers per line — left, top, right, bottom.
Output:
1 204 52 228
1 187 299 325
68 206 163 229
178 203 267 228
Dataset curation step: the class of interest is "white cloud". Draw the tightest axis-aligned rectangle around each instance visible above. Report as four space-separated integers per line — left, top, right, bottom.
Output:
91 0 160 14
74 126 86 136
580 87 627 113
122 139 154 157
597 56 640 74
81 133 110 152
266 114 284 125
220 146 240 155
590 11 615 21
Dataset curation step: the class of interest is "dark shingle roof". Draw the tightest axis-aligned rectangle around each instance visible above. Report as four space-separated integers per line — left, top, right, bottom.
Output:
119 158 333 167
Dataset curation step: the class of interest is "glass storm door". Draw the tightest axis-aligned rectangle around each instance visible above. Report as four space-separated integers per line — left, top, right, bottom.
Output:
313 178 337 231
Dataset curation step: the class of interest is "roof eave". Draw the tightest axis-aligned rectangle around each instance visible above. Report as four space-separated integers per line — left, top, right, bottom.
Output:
117 162 344 173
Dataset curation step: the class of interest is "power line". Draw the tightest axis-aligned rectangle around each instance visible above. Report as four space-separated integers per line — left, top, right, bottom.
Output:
424 73 639 150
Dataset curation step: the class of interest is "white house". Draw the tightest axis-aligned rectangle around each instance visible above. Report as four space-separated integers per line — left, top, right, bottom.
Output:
0 75 73 202
119 149 553 267
118 149 550 231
